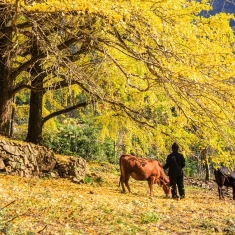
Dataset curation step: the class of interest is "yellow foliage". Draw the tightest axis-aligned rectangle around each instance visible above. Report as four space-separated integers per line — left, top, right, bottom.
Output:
6 0 235 165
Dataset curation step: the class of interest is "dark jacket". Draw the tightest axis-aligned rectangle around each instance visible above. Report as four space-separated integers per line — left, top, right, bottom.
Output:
163 151 185 177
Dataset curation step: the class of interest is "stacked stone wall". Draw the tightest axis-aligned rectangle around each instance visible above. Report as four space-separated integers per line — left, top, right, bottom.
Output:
0 138 86 182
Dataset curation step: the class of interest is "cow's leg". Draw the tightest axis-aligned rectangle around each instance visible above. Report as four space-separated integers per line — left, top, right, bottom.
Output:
220 177 226 200
215 171 225 200
124 174 131 193
148 176 155 197
217 186 223 200
119 175 126 193
217 183 225 200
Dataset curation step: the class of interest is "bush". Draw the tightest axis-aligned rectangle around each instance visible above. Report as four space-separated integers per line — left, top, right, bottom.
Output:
84 175 94 184
185 158 198 177
42 120 115 163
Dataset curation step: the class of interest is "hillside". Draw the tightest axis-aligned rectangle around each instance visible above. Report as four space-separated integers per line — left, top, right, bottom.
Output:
0 162 235 235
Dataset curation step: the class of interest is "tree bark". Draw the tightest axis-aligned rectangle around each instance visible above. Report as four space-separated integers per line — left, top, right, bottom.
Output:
10 95 16 136
26 33 44 144
205 159 210 181
0 6 13 136
26 76 44 144
0 78 12 136
201 147 210 181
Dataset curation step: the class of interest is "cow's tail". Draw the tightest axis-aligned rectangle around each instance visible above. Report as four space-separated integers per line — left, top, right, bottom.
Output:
118 155 125 187
119 155 124 187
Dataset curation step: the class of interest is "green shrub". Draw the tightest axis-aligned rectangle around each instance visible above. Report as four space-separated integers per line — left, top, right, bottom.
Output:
84 175 94 184
185 158 198 177
140 210 161 224
42 120 115 163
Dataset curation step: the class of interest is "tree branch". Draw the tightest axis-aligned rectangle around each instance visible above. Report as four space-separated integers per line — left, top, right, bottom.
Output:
0 22 32 34
11 37 80 80
42 101 88 124
0 200 16 211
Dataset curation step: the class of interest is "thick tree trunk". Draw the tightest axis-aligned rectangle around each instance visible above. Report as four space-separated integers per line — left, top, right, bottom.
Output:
26 33 44 144
0 79 12 136
0 6 13 136
26 76 44 144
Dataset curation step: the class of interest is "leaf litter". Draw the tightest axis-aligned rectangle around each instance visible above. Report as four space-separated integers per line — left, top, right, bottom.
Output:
0 162 235 234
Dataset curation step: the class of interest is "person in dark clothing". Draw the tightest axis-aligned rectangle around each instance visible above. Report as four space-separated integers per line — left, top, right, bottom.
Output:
163 142 185 199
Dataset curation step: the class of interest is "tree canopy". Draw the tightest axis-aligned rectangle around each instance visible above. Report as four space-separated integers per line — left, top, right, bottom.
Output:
1 0 235 166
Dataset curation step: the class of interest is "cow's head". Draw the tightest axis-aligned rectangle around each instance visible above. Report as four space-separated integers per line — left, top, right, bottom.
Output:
162 182 171 197
157 178 171 196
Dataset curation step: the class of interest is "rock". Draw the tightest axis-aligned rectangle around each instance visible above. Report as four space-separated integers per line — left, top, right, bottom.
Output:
201 183 206 188
0 136 86 181
49 171 58 178
71 177 80 183
0 158 5 170
214 227 222 232
9 161 17 168
3 145 21 156
5 166 11 173
54 155 86 181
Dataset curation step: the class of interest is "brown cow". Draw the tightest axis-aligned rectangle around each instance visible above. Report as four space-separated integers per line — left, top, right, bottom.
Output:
119 154 170 197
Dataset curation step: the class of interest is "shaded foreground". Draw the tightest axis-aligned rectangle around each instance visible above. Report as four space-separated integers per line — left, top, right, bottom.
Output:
0 162 235 235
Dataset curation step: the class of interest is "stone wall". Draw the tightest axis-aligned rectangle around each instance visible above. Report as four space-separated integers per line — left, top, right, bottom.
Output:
0 138 86 182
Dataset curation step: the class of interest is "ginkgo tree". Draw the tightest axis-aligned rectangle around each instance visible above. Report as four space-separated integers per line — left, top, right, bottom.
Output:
1 0 235 167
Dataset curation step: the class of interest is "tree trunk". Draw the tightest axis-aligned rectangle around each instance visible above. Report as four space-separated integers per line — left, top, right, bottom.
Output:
0 6 13 136
0 79 12 136
205 159 210 181
26 76 44 144
201 147 210 181
26 33 44 144
10 95 16 136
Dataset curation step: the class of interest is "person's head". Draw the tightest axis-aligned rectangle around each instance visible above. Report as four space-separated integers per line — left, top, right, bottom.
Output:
172 142 179 152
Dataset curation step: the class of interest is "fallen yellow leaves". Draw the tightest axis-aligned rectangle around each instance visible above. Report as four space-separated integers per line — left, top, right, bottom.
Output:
0 162 235 234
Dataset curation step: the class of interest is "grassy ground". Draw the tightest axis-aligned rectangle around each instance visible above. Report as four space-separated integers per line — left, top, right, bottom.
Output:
0 162 235 235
